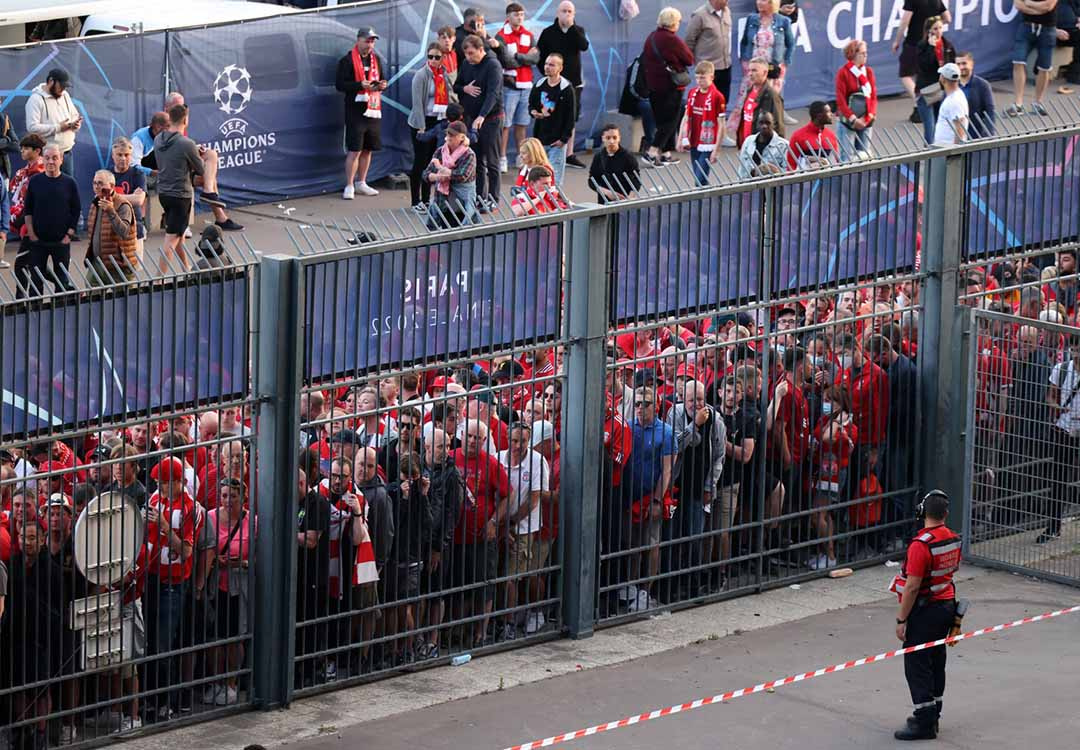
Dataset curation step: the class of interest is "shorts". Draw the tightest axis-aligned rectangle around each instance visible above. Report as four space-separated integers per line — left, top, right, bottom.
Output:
1012 22 1057 71
120 600 147 678
715 482 740 529
533 537 553 570
449 541 497 605
215 592 243 639
382 561 422 603
159 194 192 236
503 87 532 127
898 42 920 79
421 548 448 594
630 515 662 549
345 112 383 153
350 582 379 613
506 531 539 576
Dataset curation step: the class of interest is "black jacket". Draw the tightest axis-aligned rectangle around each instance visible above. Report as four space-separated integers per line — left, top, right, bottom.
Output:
454 55 504 119
916 37 956 90
385 479 432 565
536 22 590 87
335 50 388 119
529 76 576 146
355 476 395 570
425 460 464 552
588 146 641 201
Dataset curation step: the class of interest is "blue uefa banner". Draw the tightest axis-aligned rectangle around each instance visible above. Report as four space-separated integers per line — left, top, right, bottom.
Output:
774 163 920 291
610 192 762 323
0 2 1021 207
0 33 166 215
964 135 1080 258
304 225 563 380
1 276 248 439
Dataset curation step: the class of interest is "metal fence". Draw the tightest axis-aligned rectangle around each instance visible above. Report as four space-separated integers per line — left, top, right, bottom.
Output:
3 121 1080 747
0 258 262 749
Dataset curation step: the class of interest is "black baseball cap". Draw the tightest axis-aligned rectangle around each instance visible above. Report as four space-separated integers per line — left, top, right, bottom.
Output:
47 68 71 88
329 429 362 445
357 27 379 39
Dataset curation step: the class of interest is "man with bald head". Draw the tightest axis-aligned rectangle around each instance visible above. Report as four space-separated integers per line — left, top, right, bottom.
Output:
352 446 394 578
416 427 463 658
665 379 725 599
536 2 590 168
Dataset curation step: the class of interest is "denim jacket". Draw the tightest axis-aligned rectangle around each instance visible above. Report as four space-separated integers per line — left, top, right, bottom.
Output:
738 13 795 66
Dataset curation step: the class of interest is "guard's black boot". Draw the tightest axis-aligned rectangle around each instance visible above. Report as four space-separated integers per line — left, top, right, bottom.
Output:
895 717 937 741
906 716 940 734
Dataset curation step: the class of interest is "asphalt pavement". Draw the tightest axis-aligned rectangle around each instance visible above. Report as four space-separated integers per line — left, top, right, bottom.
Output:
293 571 1080 750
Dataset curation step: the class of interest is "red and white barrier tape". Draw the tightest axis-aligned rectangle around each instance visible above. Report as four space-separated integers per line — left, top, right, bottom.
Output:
501 603 1080 750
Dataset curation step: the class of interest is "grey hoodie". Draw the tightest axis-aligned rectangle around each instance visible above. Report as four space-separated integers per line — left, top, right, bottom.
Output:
153 129 203 199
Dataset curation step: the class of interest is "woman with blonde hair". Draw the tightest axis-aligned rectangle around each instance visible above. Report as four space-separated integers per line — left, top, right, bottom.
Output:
514 137 554 190
640 7 694 166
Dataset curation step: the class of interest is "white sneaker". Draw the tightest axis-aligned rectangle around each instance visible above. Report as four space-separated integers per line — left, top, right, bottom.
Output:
515 153 524 168
120 716 143 731
355 182 379 196
627 589 652 613
203 684 220 704
783 113 798 126
214 685 238 706
525 610 546 634
342 185 355 200
183 227 193 238
499 156 509 173
60 725 78 745
721 135 737 148
617 584 638 602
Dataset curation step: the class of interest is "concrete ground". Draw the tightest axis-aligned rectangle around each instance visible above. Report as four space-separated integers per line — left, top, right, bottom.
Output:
3 82 1080 279
128 565 1080 750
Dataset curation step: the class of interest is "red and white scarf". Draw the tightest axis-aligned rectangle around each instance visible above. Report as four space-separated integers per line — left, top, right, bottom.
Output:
351 47 382 119
431 62 449 117
849 64 871 97
499 22 535 89
436 140 471 196
320 482 379 596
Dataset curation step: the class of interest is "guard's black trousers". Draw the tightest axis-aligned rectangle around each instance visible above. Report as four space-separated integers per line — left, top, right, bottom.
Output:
903 600 955 724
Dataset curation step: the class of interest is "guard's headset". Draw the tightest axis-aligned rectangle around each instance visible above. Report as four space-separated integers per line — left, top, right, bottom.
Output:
915 489 949 521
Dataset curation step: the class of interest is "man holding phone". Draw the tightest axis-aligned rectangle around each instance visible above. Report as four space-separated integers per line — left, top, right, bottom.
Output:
25 68 81 178
85 169 138 284
335 28 389 200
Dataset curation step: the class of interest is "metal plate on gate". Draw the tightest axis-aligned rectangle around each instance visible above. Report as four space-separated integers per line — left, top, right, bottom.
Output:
73 491 143 586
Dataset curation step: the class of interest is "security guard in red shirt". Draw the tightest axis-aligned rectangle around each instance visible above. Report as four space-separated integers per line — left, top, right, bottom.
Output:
889 490 961 741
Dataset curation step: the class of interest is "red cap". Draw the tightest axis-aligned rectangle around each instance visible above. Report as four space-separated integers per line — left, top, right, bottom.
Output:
150 457 185 482
430 376 450 391
675 363 698 379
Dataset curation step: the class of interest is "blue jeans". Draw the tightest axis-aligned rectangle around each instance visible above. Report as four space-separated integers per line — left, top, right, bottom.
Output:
638 96 656 149
691 151 711 186
916 95 936 145
60 149 74 177
545 143 567 186
145 577 188 709
837 123 872 160
0 174 10 234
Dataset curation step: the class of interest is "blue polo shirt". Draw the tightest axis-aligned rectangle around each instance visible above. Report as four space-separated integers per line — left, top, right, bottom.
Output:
624 417 676 500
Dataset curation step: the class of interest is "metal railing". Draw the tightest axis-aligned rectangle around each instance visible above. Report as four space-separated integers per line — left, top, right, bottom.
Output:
2 120 1079 748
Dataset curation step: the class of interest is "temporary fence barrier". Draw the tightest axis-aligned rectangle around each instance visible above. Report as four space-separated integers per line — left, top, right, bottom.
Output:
1 121 1079 747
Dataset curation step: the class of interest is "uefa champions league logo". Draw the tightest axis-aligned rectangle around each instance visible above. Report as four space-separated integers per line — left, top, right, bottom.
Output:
212 64 253 115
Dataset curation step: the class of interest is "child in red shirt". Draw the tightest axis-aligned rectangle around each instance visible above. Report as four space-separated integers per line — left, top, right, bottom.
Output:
678 61 725 186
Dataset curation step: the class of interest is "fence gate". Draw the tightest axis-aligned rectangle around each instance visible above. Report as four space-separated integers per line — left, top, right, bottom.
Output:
963 308 1080 587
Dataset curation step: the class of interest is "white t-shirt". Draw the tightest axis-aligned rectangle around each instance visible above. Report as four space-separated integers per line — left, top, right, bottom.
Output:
1050 358 1080 436
498 448 549 535
933 89 969 146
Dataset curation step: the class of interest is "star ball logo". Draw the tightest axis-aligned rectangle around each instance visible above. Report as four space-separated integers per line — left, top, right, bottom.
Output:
207 63 277 169
213 64 253 115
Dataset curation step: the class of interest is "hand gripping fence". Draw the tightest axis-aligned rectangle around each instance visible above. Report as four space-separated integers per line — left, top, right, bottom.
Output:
501 604 1080 750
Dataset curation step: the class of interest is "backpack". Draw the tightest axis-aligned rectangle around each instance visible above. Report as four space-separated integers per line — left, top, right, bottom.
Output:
630 55 649 99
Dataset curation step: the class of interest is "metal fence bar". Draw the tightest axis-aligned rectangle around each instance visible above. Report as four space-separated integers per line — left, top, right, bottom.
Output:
560 215 610 639
252 255 303 709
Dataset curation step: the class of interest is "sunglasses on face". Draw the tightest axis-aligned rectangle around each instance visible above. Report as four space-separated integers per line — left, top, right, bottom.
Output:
428 54 443 60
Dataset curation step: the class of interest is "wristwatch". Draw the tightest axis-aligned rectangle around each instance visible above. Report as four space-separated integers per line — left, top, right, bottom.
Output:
896 617 907 624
